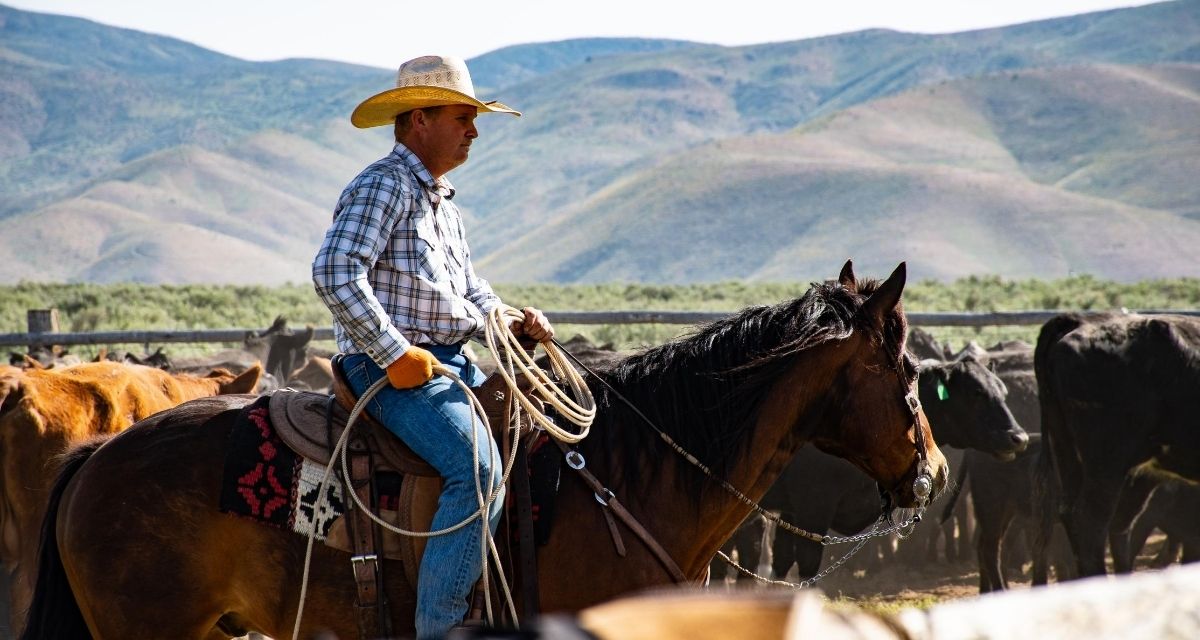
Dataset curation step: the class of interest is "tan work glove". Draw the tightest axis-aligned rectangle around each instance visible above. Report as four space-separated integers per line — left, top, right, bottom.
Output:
385 346 439 389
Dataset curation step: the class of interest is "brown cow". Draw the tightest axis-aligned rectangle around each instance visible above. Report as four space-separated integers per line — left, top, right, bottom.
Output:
285 355 334 392
0 361 261 634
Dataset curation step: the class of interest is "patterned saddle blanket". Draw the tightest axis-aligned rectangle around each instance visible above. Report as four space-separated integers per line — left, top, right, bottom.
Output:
217 391 563 576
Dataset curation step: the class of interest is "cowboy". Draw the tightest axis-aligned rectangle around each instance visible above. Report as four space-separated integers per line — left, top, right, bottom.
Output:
312 54 555 639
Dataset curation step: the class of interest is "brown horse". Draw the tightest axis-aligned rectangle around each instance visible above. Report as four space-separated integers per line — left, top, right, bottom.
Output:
21 261 947 639
0 361 261 634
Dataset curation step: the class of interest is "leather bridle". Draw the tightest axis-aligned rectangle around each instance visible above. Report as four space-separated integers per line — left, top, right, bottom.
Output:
886 345 935 512
551 329 936 584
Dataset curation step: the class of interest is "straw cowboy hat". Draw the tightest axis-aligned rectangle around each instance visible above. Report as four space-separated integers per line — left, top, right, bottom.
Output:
350 55 520 128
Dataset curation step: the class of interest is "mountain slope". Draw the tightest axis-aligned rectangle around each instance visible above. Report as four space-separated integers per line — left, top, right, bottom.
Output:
0 1 1198 284
455 0 1200 253
475 62 1200 283
0 3 691 218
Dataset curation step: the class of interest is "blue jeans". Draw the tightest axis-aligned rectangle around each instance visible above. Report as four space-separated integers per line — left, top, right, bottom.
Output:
342 347 504 640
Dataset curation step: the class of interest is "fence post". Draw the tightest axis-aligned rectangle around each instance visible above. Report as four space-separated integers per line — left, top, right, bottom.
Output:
26 308 60 352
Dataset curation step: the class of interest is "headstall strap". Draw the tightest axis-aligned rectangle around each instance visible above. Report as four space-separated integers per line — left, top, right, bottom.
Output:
905 391 921 416
891 343 933 505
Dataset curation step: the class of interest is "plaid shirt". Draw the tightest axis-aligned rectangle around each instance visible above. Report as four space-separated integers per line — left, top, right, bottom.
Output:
312 143 502 367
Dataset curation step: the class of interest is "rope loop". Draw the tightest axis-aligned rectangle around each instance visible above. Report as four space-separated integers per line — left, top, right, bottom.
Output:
483 305 596 442
292 305 597 639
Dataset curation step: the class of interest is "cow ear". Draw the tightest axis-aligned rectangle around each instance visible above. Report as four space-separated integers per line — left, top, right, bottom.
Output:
221 364 263 395
917 362 945 401
862 262 906 329
838 259 856 292
1147 318 1179 345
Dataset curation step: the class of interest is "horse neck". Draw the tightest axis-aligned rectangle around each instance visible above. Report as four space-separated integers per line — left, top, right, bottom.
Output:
574 345 844 581
683 353 843 572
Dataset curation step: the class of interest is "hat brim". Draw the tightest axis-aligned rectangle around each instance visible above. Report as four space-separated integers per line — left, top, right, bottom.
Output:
351 86 520 128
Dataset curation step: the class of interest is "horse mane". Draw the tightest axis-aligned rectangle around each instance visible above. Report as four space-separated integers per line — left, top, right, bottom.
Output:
582 277 901 498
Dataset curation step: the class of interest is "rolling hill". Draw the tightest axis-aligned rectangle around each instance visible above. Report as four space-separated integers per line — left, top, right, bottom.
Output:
476 63 1200 282
0 0 1197 284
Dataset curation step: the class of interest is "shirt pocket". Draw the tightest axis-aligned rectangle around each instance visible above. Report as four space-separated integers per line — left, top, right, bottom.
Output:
413 219 448 283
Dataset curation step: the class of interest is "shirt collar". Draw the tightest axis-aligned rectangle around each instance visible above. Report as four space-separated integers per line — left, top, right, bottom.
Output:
393 143 456 200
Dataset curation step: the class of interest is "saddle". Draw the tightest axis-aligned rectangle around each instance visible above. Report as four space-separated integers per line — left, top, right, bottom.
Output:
269 388 436 476
269 358 518 476
268 354 541 638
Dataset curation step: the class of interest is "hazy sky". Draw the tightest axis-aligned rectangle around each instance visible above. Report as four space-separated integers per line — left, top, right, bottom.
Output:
8 0 1161 69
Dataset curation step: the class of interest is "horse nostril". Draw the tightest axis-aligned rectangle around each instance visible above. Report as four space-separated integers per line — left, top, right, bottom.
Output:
1010 430 1029 449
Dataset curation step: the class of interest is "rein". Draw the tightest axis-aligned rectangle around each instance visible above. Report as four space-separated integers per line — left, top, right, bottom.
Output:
552 323 935 588
291 306 598 639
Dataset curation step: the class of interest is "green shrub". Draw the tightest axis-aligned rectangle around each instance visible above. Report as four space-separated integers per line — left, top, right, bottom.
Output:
2 277 1197 356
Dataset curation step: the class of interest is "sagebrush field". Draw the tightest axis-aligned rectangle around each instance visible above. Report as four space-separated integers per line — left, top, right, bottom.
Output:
4 275 1199 357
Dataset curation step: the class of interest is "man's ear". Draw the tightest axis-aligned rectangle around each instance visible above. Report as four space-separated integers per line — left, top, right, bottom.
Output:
407 108 437 134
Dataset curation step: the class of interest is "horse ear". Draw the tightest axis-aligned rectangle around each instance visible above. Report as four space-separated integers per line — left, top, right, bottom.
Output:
862 262 906 328
838 259 855 290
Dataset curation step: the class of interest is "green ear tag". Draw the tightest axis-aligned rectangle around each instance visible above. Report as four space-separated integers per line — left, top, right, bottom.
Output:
937 380 949 401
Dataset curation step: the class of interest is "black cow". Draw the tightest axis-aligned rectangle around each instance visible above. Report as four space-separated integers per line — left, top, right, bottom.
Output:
919 357 1029 456
938 340 1047 589
123 346 173 370
907 327 946 361
1035 312 1200 580
764 446 881 581
1128 478 1200 568
982 340 1039 433
532 335 624 377
764 356 1028 581
955 435 1075 592
895 355 1032 566
709 513 767 584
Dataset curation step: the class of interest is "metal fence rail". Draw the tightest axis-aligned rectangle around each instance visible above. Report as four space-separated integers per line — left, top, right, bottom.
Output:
2 309 1199 348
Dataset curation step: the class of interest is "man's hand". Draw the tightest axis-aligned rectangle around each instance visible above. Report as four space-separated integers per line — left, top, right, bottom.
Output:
385 346 439 389
510 306 555 346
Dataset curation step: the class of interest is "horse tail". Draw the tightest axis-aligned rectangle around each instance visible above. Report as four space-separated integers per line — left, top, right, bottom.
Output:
939 457 969 525
19 439 105 640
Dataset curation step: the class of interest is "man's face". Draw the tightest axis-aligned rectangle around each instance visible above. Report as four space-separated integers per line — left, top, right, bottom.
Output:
417 104 478 176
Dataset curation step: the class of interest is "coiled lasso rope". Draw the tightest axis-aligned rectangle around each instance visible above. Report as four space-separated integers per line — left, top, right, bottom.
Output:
292 305 596 639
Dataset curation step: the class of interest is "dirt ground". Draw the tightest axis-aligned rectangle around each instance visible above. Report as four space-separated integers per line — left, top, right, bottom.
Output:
711 528 1176 614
